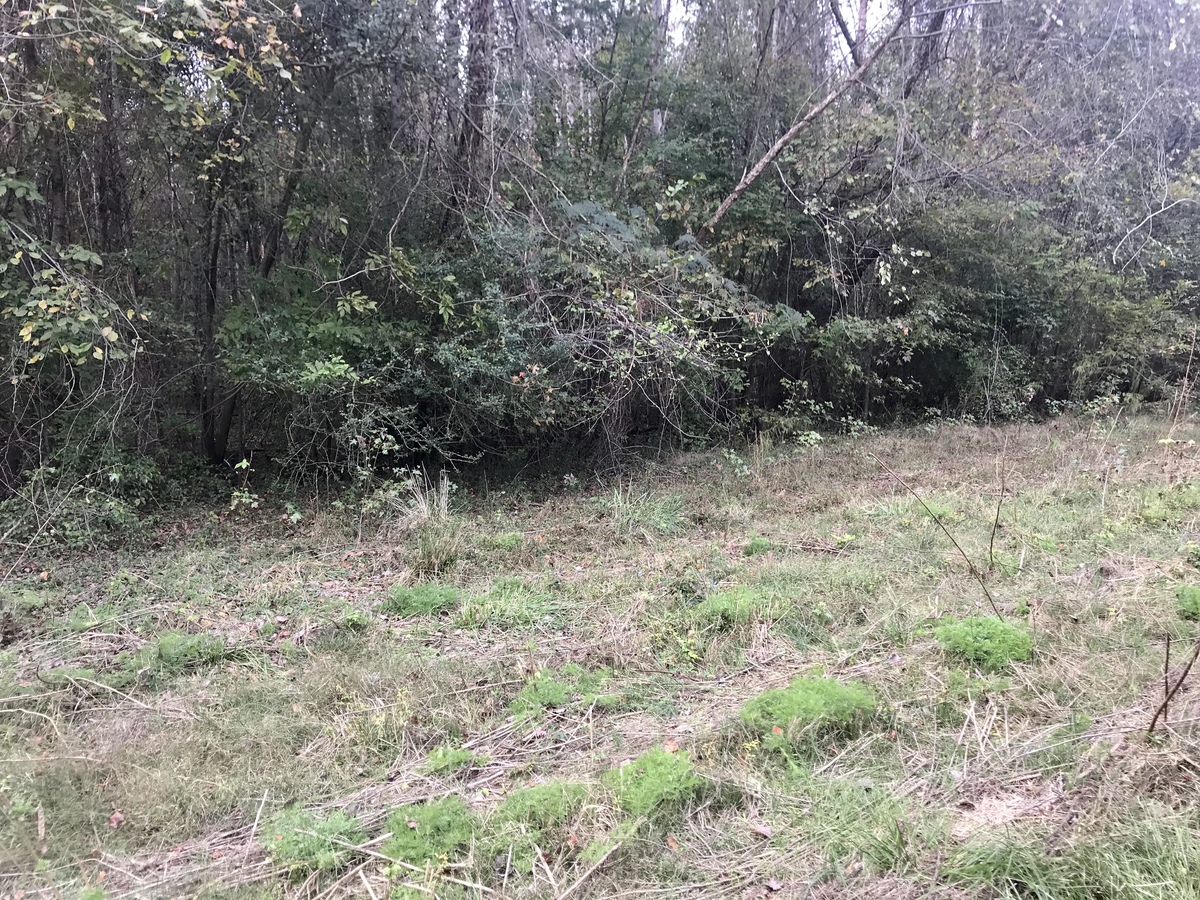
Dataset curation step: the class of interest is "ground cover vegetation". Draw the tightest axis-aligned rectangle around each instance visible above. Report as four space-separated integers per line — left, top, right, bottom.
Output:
2 413 1200 898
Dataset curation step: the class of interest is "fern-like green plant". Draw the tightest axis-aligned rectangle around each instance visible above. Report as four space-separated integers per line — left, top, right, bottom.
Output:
935 617 1031 672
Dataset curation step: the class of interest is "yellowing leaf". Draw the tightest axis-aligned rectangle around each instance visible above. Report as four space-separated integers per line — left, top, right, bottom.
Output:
92 346 104 360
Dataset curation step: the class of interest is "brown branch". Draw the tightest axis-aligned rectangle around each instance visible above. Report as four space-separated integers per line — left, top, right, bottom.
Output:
829 0 863 67
703 1 911 236
1149 639 1200 734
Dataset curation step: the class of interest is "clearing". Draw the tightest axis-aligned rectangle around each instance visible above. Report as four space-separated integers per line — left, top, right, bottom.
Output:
4 413 1200 899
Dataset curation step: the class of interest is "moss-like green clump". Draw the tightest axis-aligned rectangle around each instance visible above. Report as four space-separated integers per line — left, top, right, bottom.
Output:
489 781 589 873
497 781 588 827
935 616 1032 672
424 745 479 776
740 675 876 752
266 807 365 876
692 586 777 630
511 670 571 716
602 747 702 818
744 536 774 556
1176 585 1200 621
383 796 477 865
383 583 460 616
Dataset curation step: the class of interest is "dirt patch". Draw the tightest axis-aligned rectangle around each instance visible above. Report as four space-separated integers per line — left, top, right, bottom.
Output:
951 781 1064 840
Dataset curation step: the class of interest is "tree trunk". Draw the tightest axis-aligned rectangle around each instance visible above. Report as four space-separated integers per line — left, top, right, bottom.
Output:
456 0 495 202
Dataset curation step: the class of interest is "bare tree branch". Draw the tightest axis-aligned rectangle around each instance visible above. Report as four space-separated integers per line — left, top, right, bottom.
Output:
703 1 912 236
829 0 863 67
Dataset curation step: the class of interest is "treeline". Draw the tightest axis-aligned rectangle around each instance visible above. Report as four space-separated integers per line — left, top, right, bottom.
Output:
1 0 1198 514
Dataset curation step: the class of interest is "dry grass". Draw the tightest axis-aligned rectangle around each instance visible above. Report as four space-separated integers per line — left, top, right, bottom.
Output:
5 412 1200 898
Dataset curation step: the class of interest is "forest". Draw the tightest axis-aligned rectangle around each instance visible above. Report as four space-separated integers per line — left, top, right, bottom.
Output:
2 0 1198 521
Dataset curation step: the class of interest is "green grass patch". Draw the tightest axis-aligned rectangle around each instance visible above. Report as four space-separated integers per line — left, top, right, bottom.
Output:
265 807 365 877
935 617 1032 672
112 630 233 688
1176 585 1200 621
482 531 525 551
383 582 460 617
383 796 477 865
424 745 480 776
744 536 773 556
692 586 780 630
489 780 589 872
510 664 613 717
599 485 686 538
945 814 1200 900
454 577 554 629
602 748 702 819
740 675 876 753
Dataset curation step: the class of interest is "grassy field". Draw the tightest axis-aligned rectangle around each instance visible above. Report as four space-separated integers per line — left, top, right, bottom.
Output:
5 412 1200 899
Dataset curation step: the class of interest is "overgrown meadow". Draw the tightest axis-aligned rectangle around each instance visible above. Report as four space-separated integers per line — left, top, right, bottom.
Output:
5 412 1200 899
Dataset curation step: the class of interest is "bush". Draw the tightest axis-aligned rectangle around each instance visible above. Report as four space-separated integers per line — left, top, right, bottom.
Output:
935 616 1032 672
383 583 460 617
383 796 477 865
740 676 876 752
1176 585 1200 622
266 807 365 876
602 747 702 818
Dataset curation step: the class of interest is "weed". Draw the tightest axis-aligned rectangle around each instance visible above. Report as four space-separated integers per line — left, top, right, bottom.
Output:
384 583 460 617
490 780 589 873
935 617 1032 672
740 676 876 753
412 521 463 576
744 535 773 556
265 807 365 876
454 577 553 629
383 796 477 865
600 484 685 538
602 747 702 819
1176 585 1200 621
425 745 479 776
